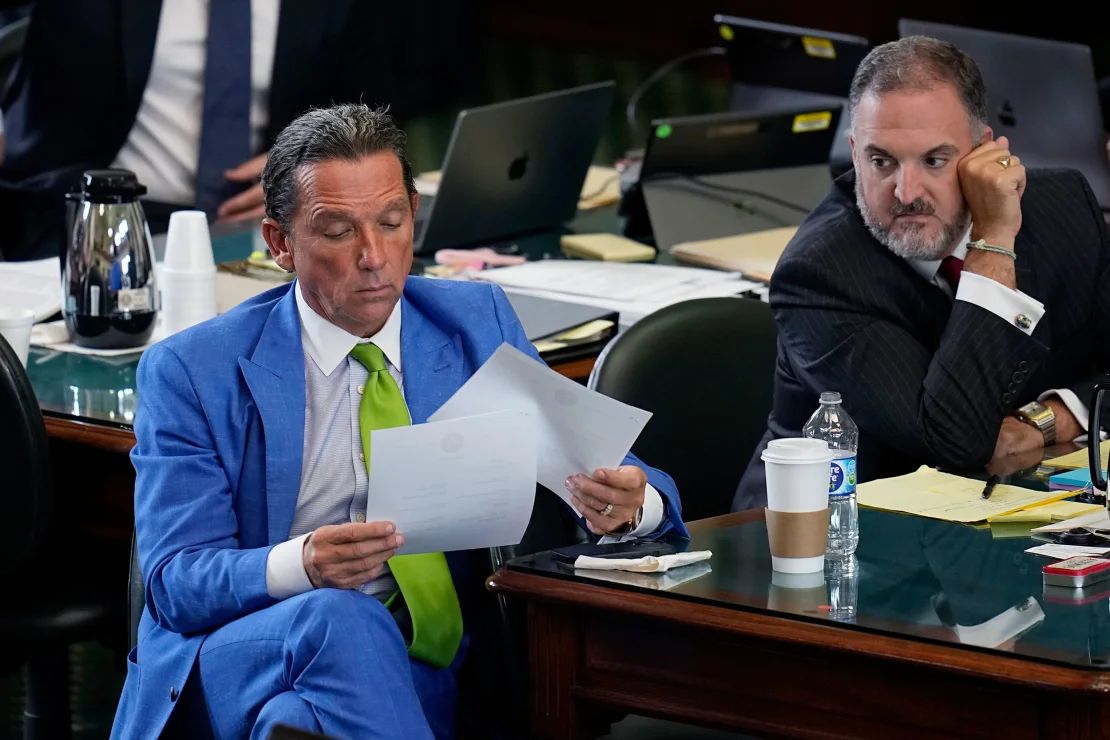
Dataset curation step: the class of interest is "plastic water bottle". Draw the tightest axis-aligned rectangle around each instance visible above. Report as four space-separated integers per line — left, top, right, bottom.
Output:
802 391 859 558
824 555 858 622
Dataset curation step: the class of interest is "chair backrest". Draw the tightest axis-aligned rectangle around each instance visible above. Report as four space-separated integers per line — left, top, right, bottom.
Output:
589 297 777 521
0 16 29 94
0 333 51 577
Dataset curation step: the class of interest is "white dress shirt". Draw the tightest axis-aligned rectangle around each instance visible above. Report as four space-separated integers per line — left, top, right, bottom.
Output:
907 225 1090 437
111 1 280 205
266 283 665 598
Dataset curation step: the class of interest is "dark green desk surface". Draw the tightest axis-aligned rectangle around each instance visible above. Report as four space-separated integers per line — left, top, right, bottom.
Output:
506 507 1110 671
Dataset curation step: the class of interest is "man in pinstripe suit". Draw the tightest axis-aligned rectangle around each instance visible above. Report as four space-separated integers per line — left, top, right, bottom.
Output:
734 36 1110 511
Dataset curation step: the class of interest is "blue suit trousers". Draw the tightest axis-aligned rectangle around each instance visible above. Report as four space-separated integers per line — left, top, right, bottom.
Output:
176 589 457 739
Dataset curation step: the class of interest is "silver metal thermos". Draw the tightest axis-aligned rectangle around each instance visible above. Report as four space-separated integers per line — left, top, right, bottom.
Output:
63 170 159 348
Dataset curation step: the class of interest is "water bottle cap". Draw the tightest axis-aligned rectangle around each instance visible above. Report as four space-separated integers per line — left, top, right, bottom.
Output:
819 391 842 404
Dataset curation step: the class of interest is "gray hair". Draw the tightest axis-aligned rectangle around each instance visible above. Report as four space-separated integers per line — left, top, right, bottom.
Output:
848 36 989 136
262 103 416 232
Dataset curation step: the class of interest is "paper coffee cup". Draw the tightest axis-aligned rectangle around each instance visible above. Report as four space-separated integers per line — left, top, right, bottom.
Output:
767 569 827 612
0 306 35 367
762 438 832 573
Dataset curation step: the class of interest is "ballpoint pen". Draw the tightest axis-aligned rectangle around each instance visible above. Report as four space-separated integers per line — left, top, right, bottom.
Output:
982 474 1000 500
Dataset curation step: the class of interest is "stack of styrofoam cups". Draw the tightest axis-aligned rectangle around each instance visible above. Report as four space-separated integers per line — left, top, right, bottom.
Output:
761 438 833 573
161 211 217 335
0 307 35 367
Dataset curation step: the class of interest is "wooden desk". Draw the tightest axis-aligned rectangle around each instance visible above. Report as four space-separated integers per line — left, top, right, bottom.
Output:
489 510 1110 739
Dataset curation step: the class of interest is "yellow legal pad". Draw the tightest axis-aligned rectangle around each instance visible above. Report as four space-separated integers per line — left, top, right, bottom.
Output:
1042 442 1109 471
987 500 1103 524
857 466 1076 523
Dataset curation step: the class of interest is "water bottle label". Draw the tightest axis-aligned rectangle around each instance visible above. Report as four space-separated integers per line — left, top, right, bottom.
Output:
828 455 856 500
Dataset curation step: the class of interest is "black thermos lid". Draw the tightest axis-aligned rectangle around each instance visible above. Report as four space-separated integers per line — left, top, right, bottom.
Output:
73 169 148 203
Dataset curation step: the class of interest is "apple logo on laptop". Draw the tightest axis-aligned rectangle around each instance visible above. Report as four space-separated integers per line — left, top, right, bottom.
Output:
508 152 529 181
998 100 1017 127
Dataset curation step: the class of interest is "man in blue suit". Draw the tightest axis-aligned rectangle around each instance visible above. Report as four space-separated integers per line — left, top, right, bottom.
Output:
111 103 686 739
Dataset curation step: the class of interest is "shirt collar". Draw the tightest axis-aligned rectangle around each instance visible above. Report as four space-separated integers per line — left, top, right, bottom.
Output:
295 281 403 376
906 223 973 283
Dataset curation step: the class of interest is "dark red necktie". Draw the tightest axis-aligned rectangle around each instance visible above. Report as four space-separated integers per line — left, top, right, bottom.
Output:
938 256 964 293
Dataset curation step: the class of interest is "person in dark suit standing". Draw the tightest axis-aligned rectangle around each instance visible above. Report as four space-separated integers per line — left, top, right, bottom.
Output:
0 0 474 261
735 36 1110 511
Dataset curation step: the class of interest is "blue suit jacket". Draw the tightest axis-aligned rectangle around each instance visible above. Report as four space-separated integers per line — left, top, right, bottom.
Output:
111 276 685 737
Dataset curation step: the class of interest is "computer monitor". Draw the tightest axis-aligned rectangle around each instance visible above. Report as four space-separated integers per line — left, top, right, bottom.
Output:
413 81 615 253
899 19 1110 209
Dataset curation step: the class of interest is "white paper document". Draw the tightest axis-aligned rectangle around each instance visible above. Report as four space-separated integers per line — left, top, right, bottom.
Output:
365 410 537 555
0 257 63 321
472 261 760 327
430 343 651 505
1025 543 1110 559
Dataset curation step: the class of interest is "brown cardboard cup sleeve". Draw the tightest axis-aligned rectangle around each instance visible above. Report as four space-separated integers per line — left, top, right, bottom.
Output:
765 508 830 558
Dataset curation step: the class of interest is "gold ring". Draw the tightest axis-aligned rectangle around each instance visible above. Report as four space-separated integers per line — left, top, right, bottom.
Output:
996 155 1012 169
600 503 614 517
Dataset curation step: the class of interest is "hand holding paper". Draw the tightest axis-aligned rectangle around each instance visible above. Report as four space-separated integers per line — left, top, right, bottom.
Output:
430 344 652 507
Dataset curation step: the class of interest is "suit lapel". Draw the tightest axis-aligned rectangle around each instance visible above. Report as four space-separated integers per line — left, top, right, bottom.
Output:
238 287 306 545
119 0 163 116
400 295 463 424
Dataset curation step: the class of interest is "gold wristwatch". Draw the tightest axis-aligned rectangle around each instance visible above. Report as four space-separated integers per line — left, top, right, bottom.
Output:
1015 401 1056 445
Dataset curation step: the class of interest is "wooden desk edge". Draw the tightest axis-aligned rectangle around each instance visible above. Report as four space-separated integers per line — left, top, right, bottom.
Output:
44 416 135 453
488 566 1110 695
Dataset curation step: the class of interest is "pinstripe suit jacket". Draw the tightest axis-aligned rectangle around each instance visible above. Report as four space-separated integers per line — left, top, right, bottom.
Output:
734 168 1110 511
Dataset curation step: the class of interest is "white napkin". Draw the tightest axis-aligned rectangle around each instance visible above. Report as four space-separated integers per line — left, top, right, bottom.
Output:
573 550 712 572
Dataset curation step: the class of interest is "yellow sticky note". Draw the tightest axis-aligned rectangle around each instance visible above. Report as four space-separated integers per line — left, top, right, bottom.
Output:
801 36 836 59
533 339 566 353
792 111 833 133
554 319 614 342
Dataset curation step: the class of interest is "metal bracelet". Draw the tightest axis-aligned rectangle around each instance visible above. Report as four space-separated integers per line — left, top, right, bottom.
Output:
966 239 1017 260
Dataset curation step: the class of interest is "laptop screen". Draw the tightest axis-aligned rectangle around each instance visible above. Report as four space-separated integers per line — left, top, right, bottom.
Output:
641 106 842 179
898 19 1110 208
713 15 869 99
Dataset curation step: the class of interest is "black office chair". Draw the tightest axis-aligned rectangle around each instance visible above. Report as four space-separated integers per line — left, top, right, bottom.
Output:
0 14 28 101
589 296 777 522
0 333 117 739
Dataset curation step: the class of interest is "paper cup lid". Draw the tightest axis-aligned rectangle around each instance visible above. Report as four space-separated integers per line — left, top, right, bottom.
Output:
762 438 833 465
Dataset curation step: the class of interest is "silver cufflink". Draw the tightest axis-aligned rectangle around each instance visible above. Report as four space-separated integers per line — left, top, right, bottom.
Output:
1015 314 1032 330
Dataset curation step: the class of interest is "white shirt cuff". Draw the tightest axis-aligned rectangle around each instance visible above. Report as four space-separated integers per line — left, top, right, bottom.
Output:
599 484 665 543
266 532 314 599
631 483 665 535
955 270 1045 336
1039 388 1093 441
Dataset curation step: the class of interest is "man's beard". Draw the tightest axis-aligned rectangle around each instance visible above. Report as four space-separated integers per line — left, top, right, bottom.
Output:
855 176 970 260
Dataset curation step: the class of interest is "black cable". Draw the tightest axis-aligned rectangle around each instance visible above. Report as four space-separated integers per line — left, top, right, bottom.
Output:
625 46 728 132
643 172 813 215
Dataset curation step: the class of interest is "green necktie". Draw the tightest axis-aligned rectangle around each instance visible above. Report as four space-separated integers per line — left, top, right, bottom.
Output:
350 342 463 669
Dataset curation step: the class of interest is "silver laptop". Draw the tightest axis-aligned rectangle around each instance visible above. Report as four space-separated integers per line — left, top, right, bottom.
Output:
899 19 1110 209
640 106 840 251
413 82 615 253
